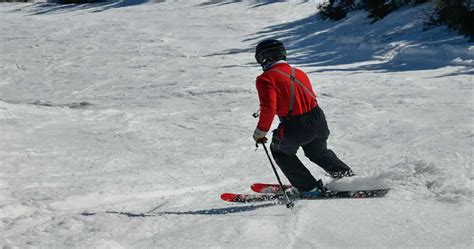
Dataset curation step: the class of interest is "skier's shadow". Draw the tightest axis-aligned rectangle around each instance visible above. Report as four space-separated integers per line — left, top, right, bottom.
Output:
158 202 280 215
82 203 280 217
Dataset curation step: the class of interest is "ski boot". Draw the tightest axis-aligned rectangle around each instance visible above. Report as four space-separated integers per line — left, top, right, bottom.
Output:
285 179 327 199
329 169 355 179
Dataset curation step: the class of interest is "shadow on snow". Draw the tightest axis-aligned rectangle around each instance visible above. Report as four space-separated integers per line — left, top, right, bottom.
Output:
81 203 280 217
13 0 155 14
196 0 310 8
223 6 473 74
18 0 306 15
11 1 472 74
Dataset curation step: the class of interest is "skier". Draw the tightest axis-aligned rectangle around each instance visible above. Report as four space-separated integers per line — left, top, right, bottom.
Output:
252 39 354 197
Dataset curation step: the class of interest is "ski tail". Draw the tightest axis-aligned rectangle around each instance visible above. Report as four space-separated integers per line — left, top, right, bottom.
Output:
220 193 243 202
251 183 292 194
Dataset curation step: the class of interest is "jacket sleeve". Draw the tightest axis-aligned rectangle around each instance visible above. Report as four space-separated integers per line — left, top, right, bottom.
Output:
256 75 277 132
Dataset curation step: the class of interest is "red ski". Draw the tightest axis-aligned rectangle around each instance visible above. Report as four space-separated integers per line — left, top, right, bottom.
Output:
221 184 390 203
251 183 291 194
221 189 389 203
220 193 282 203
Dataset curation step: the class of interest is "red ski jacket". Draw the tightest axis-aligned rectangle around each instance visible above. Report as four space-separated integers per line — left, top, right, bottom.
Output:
256 62 318 132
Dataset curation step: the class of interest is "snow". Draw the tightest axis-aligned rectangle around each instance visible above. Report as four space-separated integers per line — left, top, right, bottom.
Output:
0 0 473 248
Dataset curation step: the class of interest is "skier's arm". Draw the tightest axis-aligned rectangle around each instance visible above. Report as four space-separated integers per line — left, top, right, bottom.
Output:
255 76 277 135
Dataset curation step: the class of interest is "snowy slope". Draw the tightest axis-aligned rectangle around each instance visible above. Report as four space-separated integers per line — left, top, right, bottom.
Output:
1 0 473 248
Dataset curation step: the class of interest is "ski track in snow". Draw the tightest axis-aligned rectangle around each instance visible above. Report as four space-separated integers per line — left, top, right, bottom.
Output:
1 0 473 248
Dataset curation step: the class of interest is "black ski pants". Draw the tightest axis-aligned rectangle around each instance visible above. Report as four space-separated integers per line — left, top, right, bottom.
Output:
270 105 352 191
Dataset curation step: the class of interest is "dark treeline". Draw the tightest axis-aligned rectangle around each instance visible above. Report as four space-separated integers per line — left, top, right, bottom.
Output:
317 0 473 40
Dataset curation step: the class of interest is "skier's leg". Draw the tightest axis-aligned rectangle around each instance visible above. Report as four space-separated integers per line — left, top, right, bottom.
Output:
302 138 354 178
270 147 319 192
269 126 319 192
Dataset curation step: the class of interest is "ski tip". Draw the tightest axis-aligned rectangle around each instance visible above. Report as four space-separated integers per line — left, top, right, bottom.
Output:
220 193 238 202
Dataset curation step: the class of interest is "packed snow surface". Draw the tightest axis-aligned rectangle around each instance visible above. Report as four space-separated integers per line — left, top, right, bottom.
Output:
1 0 473 248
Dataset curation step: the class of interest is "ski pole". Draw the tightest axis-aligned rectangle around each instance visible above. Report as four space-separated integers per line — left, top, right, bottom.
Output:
260 142 294 209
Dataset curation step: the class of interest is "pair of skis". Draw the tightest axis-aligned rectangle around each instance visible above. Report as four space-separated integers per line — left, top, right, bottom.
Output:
221 183 390 203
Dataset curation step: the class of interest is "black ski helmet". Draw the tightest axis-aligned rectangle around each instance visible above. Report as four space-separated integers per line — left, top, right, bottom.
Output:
255 39 286 65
